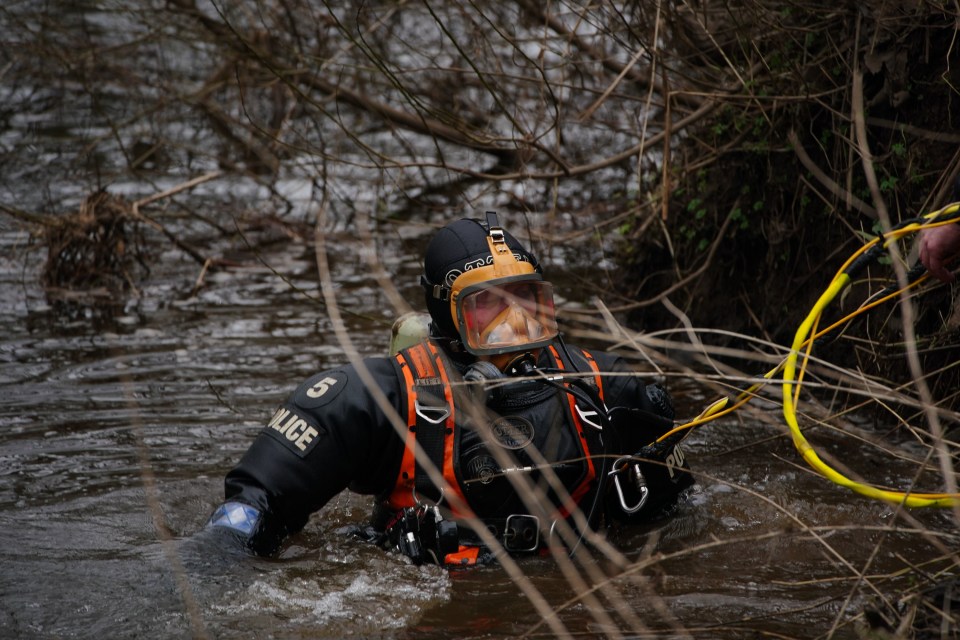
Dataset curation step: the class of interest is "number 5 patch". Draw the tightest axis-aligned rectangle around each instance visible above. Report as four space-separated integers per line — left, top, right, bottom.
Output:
294 370 348 409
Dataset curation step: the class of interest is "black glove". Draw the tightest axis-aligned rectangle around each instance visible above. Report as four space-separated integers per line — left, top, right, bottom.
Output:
645 384 675 420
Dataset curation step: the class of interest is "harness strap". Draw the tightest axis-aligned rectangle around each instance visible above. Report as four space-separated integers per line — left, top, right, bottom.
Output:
581 349 605 403
547 345 604 519
391 341 465 511
389 342 609 564
413 374 449 501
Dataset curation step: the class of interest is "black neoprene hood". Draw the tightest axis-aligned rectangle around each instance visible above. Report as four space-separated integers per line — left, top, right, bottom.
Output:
421 217 541 339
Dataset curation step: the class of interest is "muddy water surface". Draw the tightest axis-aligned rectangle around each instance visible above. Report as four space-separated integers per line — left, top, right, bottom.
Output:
2 219 957 639
2 2 958 637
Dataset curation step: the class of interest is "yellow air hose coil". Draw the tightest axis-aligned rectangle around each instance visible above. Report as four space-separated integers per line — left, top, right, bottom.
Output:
657 202 960 508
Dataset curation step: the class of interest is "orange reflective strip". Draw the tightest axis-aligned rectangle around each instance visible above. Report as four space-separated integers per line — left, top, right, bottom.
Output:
407 342 436 379
390 351 418 509
580 349 604 403
444 545 480 566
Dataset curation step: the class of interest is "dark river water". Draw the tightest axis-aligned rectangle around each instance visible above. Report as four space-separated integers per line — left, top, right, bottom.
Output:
3 3 959 639
3 215 958 639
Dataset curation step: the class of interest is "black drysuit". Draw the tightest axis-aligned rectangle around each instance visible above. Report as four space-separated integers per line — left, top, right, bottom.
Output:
211 341 693 560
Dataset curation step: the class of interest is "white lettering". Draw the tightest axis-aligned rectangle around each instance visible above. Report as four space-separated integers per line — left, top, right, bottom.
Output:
285 419 307 441
265 408 318 453
275 413 300 436
295 427 319 451
306 376 339 399
666 445 685 479
267 407 290 429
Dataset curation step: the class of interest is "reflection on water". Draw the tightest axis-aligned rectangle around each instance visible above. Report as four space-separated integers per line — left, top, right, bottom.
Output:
1 224 456 638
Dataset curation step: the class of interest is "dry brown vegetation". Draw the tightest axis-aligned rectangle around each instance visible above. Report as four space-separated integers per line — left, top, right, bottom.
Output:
3 1 960 637
7 2 958 346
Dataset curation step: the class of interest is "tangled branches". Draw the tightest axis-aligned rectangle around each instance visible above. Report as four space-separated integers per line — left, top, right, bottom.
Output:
42 191 146 297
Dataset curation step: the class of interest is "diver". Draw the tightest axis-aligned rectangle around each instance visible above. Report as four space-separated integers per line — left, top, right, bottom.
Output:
207 213 694 565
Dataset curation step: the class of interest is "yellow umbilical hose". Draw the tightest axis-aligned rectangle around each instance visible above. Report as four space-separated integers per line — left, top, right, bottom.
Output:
658 202 960 508
781 203 960 507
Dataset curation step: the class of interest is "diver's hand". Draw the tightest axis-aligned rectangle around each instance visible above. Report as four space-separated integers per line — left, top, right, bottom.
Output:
203 501 286 556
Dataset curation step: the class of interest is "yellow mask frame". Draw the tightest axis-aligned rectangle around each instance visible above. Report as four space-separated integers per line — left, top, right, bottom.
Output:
449 230 558 355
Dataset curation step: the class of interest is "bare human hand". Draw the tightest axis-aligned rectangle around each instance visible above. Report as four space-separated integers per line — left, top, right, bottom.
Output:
919 223 960 283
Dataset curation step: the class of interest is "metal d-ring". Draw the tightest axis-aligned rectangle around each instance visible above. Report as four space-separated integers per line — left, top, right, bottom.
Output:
411 485 445 508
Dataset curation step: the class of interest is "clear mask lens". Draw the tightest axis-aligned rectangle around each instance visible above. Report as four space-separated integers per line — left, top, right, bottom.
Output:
458 280 558 354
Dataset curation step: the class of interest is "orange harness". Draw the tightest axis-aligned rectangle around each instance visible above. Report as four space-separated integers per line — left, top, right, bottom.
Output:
388 342 606 564
389 340 469 514
546 344 604 520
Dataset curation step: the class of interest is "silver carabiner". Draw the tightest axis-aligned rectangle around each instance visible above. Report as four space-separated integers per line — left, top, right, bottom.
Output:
609 456 649 514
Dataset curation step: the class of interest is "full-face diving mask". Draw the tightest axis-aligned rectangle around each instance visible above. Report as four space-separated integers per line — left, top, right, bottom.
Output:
448 218 558 355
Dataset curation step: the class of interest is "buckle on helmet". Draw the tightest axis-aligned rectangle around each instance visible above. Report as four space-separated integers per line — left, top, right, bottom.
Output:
420 275 450 301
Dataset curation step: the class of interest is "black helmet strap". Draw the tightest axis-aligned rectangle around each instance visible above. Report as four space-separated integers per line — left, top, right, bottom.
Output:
485 210 501 238
422 211 503 302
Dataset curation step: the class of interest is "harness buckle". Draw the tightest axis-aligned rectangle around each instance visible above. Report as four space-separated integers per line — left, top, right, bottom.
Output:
414 379 450 424
420 275 450 301
575 403 603 430
414 400 450 424
504 514 540 552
